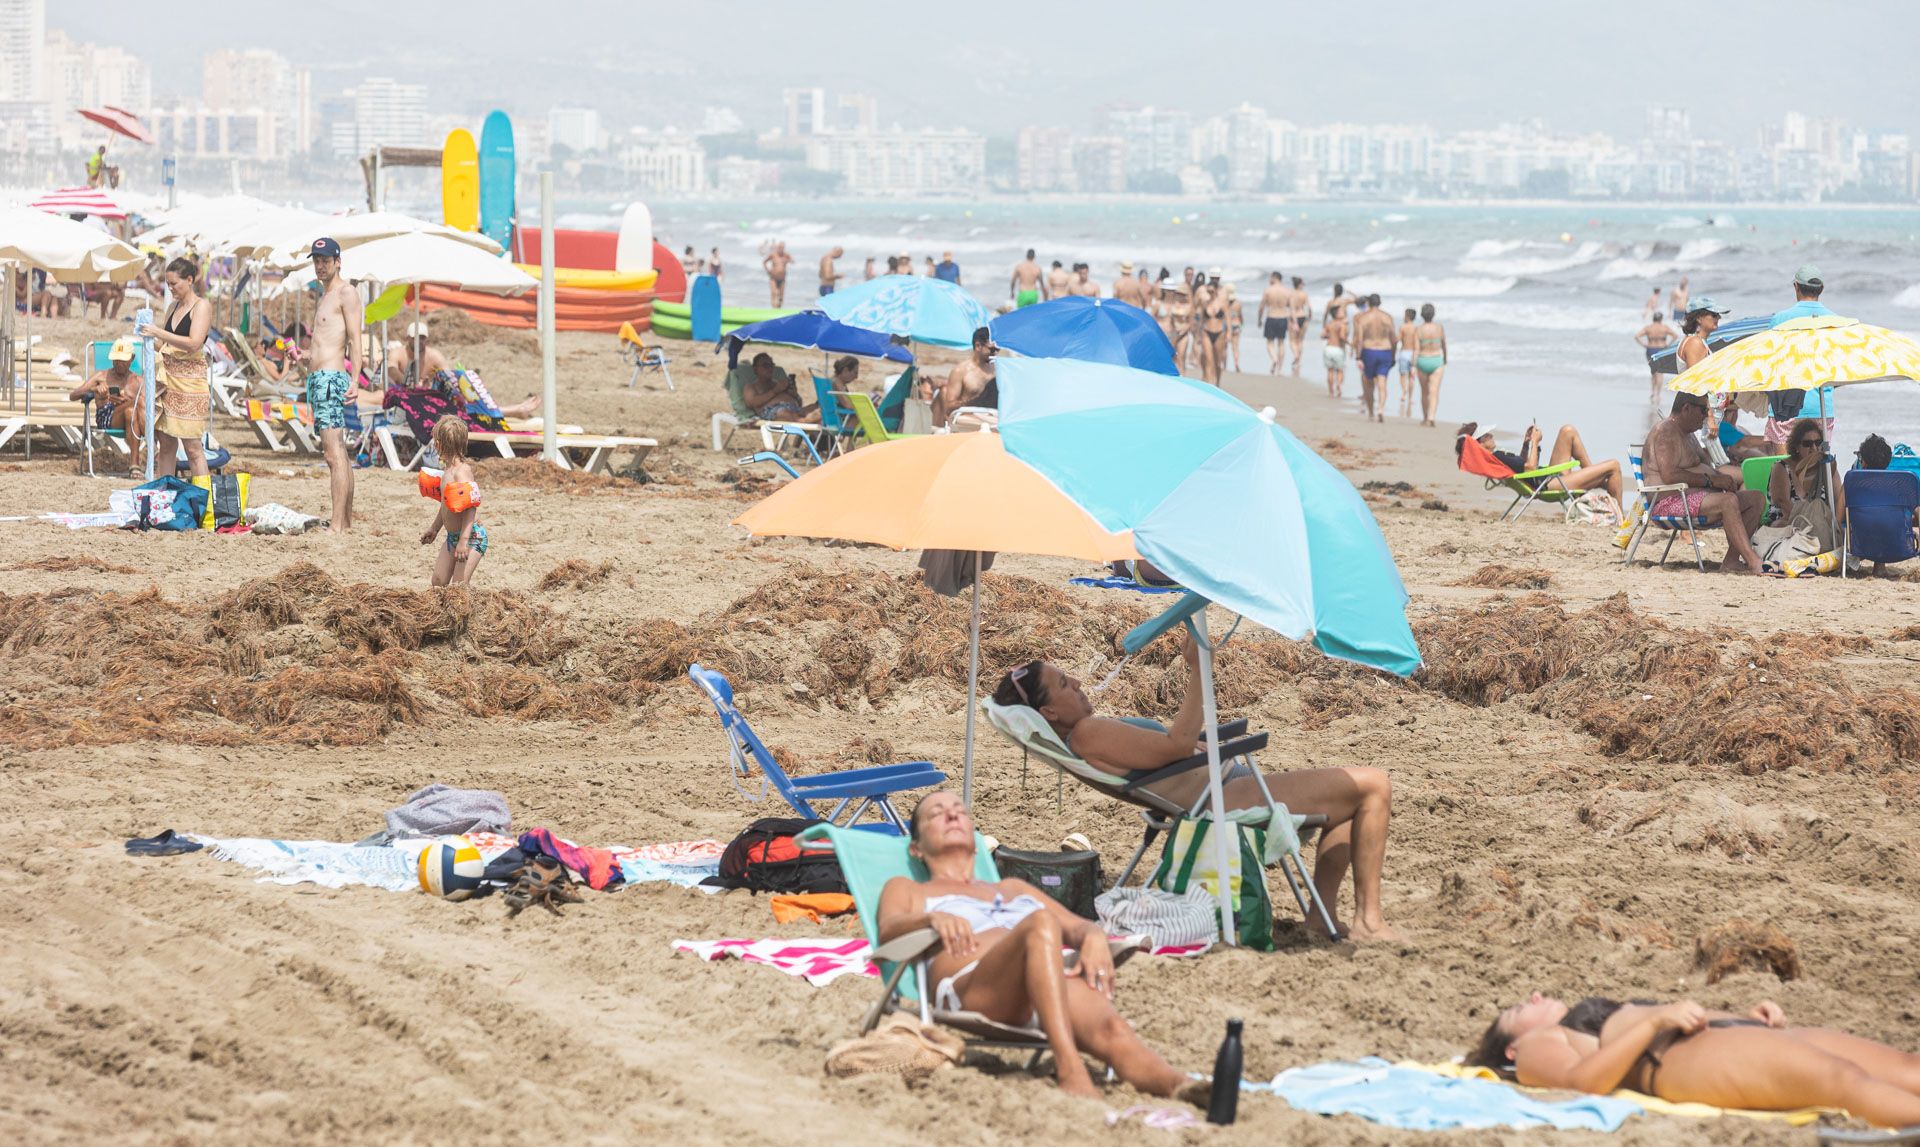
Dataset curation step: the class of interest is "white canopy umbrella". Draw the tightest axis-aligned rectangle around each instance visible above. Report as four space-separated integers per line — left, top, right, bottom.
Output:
254 211 501 269
0 206 146 459
136 194 285 251
342 232 534 295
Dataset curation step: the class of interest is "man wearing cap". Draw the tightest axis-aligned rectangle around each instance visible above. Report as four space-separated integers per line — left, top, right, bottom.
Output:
307 236 361 532
1765 265 1839 441
1112 261 1145 306
69 338 145 474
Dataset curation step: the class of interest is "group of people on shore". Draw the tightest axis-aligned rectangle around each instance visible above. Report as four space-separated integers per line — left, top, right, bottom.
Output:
1306 283 1448 426
759 241 961 307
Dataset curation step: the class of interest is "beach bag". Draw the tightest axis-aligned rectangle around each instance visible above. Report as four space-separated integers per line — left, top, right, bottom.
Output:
1768 388 1809 420
992 846 1101 920
824 1013 965 1082
1148 818 1274 952
130 476 206 531
189 472 250 529
716 817 847 895
1890 444 1920 475
1752 519 1822 572
1095 885 1221 950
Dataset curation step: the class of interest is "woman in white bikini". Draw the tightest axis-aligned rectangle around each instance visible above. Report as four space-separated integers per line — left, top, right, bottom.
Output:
876 790 1195 1100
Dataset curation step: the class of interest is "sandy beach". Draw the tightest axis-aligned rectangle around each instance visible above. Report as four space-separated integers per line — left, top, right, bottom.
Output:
3 311 1918 1145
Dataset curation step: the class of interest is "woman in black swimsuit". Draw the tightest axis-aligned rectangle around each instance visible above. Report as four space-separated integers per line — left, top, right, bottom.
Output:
1468 992 1920 1127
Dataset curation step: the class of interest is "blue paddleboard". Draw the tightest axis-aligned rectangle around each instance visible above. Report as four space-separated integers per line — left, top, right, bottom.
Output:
689 274 723 343
478 110 516 252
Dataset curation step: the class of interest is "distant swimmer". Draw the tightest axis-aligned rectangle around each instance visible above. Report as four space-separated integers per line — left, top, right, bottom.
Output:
682 245 701 279
1636 311 1678 397
1288 276 1309 375
763 241 793 307
818 246 845 298
1048 260 1072 299
1397 307 1418 418
1259 271 1289 374
709 247 724 282
1010 249 1046 307
1069 263 1100 298
1355 293 1396 422
1413 303 1447 427
1668 276 1689 319
1643 286 1662 323
1112 260 1146 306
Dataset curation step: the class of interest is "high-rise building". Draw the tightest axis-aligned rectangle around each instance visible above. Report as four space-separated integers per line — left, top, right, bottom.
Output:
1224 102 1270 191
783 87 824 137
202 48 307 157
41 28 150 149
699 106 744 135
1073 136 1127 194
621 130 706 193
0 0 42 102
352 77 427 151
548 106 602 154
1099 104 1191 178
806 128 985 194
1016 126 1075 191
150 105 271 158
836 93 877 134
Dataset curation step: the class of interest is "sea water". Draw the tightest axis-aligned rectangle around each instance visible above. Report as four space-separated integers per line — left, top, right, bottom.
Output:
559 198 1920 464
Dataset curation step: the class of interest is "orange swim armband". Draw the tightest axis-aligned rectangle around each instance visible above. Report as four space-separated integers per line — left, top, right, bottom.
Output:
441 481 480 513
417 468 443 501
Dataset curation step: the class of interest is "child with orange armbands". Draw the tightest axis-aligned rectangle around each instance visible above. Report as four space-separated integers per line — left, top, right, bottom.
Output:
418 415 487 586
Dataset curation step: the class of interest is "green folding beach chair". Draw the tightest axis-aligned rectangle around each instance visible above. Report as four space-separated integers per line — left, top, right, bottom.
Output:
794 821 1142 1053
843 391 923 447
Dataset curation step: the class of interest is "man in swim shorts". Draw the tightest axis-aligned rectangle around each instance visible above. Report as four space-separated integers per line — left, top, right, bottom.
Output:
1355 293 1396 422
305 236 360 532
818 246 844 298
1323 303 1349 398
1288 276 1309 374
763 241 793 307
1258 271 1289 374
1635 311 1677 396
1010 249 1045 307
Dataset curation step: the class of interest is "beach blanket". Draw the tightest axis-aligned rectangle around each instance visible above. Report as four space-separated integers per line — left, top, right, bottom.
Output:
1258 1057 1639 1133
198 831 722 895
41 510 138 530
673 938 1212 987
1418 1061 1832 1126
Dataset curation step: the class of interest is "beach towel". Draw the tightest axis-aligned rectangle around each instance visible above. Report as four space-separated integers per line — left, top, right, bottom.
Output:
198 836 431 892
672 938 1212 988
384 783 512 837
1257 1057 1639 1132
1418 1061 1832 1126
519 828 623 890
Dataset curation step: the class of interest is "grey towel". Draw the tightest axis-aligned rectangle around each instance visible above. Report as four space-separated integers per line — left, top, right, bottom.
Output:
918 549 994 596
383 784 512 837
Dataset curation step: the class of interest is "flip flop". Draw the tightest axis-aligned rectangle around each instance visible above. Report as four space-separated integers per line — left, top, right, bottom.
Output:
124 829 204 857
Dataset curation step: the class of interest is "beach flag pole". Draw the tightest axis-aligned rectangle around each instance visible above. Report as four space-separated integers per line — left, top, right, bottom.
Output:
538 171 556 463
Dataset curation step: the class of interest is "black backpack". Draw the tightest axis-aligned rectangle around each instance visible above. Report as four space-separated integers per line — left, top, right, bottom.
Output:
715 817 848 895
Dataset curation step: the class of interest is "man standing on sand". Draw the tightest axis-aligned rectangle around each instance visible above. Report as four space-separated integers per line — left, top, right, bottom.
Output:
1113 260 1145 306
1644 392 1765 574
1258 272 1289 373
1668 277 1689 320
935 251 961 284
763 242 793 307
1636 311 1677 396
1322 296 1350 399
305 237 361 533
1069 263 1100 298
1010 249 1045 307
1288 276 1310 374
818 247 845 298
1048 260 1072 299
931 326 998 428
1355 293 1396 422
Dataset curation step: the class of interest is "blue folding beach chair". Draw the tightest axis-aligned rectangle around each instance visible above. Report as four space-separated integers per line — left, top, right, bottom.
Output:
810 374 859 458
1624 443 1707 571
688 664 946 834
1841 469 1920 578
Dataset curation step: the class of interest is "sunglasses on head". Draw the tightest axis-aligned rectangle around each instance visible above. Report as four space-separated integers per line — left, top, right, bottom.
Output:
1009 664 1033 704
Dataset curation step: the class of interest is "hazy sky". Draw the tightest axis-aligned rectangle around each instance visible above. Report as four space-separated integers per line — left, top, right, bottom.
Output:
55 1 1920 142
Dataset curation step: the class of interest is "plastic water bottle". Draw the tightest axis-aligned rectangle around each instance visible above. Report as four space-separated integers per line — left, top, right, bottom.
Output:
1207 1018 1243 1125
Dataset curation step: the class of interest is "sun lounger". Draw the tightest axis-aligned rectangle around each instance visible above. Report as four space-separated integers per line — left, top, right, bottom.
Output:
1624 443 1708 571
793 820 1144 1054
465 428 656 475
980 698 1338 939
1842 468 1920 578
1457 434 1584 523
688 664 944 833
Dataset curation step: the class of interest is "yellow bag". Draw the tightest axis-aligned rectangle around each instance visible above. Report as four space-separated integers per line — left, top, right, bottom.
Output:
189 472 250 529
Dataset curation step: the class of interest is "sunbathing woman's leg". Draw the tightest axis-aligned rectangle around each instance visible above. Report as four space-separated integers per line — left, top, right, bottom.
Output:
498 395 542 418
951 911 1099 1096
1782 1029 1920 1094
1546 425 1592 468
1060 978 1189 1098
1223 766 1395 941
1560 461 1624 505
1658 1028 1920 1127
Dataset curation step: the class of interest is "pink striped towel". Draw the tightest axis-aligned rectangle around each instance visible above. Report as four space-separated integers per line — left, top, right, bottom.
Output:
671 937 1209 988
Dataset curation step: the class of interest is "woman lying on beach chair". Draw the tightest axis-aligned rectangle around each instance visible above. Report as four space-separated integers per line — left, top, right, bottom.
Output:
992 631 1397 941
878 791 1201 1101
1468 992 1920 1127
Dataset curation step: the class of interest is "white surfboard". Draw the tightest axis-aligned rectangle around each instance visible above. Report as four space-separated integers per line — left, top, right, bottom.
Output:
615 202 654 273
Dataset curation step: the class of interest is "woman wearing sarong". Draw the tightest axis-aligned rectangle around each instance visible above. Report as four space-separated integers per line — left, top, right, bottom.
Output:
138 257 213 477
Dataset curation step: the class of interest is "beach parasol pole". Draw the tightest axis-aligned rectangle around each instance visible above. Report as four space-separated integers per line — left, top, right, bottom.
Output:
962 549 982 808
137 304 156 481
539 170 556 463
21 283 29 461
1189 607 1239 947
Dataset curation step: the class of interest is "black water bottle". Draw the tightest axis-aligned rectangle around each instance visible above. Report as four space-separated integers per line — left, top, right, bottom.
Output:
1207 1018 1243 1125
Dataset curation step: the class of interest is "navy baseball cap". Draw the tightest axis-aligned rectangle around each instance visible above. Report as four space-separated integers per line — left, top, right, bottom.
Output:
310 236 342 259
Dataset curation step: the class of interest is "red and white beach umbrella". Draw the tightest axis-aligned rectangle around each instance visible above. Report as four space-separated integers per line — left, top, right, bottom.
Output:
29 186 128 219
77 105 154 145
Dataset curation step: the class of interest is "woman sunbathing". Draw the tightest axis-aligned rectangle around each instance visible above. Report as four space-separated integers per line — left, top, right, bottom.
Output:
991 632 1397 941
1467 993 1920 1127
877 791 1195 1100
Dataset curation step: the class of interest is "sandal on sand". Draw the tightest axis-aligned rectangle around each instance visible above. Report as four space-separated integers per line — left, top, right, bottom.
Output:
125 830 204 857
503 856 582 918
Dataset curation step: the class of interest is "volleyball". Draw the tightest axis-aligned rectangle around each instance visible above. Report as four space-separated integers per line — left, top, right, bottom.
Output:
418 836 486 901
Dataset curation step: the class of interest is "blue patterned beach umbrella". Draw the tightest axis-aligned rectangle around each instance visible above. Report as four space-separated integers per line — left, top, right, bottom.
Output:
997 358 1421 677
818 274 993 348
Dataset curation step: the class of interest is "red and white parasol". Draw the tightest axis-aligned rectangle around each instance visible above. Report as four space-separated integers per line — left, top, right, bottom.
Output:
77 105 154 145
29 186 128 219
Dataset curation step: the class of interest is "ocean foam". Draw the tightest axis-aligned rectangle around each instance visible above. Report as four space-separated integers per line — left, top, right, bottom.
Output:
1342 274 1517 298
1459 241 1603 277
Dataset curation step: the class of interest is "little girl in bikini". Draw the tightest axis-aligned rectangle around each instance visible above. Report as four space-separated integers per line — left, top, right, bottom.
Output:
418 415 487 586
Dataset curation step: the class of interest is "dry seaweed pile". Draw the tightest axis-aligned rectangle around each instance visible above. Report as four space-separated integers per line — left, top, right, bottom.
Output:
536 559 614 591
1414 593 1920 775
1694 918 1800 984
0 562 606 748
4 556 140 575
1452 564 1553 590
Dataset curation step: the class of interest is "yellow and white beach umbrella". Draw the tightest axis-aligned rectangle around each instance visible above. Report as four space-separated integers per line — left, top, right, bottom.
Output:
1669 314 1920 396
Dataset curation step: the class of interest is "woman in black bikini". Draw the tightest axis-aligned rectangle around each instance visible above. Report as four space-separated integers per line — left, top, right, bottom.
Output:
1468 993 1920 1126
